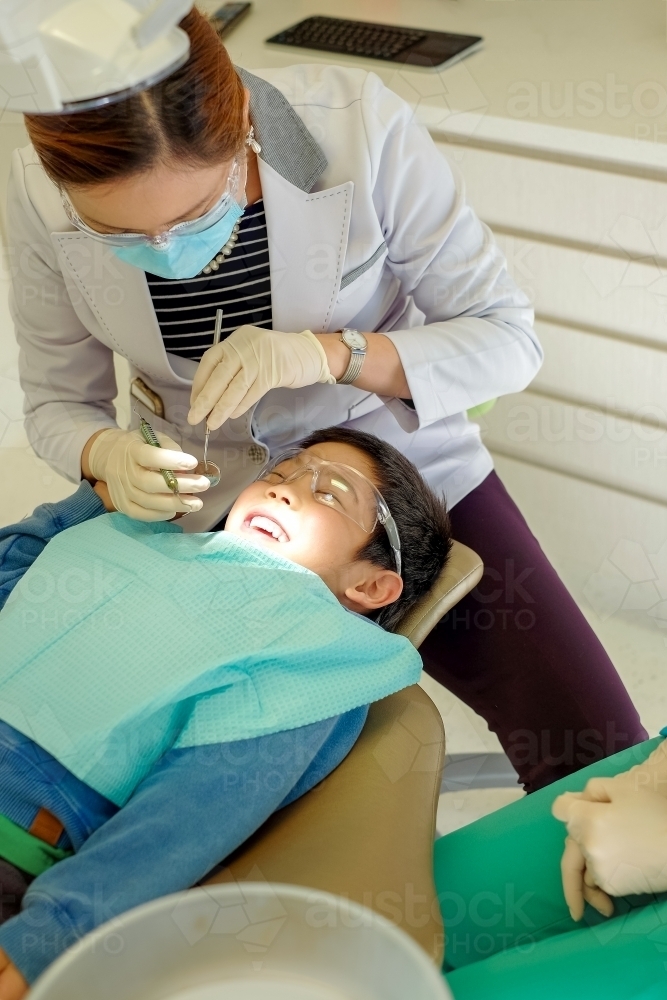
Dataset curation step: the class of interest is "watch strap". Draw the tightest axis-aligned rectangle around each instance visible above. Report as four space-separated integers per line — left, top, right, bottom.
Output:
336 329 367 385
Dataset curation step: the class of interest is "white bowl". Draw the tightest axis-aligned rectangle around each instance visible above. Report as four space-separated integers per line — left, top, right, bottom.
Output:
30 883 453 1000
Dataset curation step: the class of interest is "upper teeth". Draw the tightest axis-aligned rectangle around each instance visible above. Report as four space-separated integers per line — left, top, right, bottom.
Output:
249 515 287 541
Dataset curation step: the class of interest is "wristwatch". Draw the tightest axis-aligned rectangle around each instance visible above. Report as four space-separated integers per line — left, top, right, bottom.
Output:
336 328 368 384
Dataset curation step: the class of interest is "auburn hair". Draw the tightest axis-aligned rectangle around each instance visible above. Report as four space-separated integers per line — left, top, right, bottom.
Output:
24 7 246 188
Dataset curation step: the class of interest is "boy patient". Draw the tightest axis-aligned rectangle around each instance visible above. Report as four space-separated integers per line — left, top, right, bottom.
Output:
0 426 451 995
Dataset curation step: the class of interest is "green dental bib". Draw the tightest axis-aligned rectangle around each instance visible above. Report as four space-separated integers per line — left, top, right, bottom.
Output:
0 515 421 805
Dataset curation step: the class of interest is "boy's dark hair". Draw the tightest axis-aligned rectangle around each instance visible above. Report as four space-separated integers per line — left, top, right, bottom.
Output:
300 427 452 631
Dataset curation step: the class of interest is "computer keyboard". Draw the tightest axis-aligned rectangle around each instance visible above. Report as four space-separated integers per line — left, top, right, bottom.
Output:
268 16 426 61
266 16 482 68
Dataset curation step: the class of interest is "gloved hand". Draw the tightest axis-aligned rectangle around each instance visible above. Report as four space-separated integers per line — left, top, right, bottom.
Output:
600 739 667 798
88 428 210 521
553 778 667 921
188 325 335 430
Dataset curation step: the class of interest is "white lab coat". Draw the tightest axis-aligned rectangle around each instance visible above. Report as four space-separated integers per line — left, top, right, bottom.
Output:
7 64 540 531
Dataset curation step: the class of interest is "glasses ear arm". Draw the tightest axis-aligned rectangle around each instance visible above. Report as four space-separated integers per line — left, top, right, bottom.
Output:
377 506 402 578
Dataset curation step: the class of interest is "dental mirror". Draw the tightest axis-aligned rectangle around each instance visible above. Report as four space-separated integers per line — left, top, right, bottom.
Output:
193 459 221 488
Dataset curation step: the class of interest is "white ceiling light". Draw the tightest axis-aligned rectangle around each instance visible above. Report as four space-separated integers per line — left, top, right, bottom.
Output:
0 0 193 113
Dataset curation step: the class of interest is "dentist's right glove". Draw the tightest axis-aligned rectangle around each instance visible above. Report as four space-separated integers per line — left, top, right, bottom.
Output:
600 738 667 798
88 428 209 521
553 779 667 921
188 326 335 430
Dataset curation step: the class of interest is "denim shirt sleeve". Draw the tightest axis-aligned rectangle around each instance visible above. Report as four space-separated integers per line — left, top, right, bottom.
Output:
0 483 106 611
0 706 368 984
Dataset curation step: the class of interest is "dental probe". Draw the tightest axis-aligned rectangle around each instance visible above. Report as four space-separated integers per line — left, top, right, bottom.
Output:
202 307 224 470
136 413 180 494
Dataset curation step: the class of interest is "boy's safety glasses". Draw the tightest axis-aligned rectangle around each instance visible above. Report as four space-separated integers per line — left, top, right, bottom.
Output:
258 449 402 577
60 156 245 249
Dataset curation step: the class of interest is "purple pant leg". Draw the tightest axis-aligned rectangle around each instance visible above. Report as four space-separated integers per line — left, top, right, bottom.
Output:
420 471 647 792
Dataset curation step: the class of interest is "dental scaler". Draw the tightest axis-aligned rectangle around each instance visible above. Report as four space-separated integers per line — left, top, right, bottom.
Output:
137 414 180 494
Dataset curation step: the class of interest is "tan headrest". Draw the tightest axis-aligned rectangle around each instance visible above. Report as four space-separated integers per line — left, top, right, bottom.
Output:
394 540 484 649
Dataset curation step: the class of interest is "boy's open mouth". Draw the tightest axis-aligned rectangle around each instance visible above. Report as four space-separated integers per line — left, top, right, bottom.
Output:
243 511 290 543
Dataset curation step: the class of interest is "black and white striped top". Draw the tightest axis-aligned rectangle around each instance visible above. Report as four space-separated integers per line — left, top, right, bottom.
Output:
146 199 272 362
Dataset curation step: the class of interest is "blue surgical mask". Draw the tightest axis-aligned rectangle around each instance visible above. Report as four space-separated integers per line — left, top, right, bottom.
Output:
59 146 258 282
111 198 246 280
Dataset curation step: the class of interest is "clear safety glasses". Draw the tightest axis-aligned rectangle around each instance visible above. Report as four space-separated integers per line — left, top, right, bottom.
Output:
60 156 246 250
258 450 402 577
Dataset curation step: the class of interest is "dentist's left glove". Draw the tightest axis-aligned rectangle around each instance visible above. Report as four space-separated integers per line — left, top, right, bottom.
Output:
188 325 335 430
88 428 209 521
553 780 667 921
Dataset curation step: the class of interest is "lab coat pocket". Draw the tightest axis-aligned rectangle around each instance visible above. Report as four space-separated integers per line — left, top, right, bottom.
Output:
337 242 387 303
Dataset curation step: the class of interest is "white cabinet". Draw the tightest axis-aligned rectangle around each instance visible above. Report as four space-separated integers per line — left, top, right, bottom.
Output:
434 137 667 634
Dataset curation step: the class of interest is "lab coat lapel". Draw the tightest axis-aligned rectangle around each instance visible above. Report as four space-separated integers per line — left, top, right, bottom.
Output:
51 230 186 385
260 158 352 334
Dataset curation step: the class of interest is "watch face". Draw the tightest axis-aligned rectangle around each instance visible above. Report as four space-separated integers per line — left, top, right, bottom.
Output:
342 329 367 351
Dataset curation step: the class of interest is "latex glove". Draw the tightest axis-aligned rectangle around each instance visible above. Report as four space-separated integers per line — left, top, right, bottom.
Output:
553 780 667 921
88 428 210 521
0 950 27 1000
188 325 335 430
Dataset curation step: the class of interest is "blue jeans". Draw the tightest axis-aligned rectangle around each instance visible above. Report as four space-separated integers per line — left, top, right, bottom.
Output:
0 707 369 983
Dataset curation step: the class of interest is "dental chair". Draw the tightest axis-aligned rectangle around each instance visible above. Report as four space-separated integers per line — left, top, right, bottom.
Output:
205 541 484 966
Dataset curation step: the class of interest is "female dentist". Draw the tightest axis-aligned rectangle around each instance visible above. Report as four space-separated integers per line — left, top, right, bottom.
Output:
8 8 645 791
